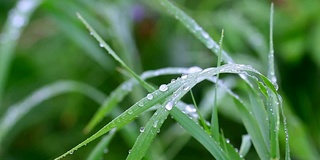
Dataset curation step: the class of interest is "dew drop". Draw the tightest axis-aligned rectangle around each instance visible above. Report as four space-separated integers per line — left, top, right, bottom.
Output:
153 120 158 128
128 149 132 153
128 109 133 115
188 66 202 73
104 148 109 154
90 31 93 35
99 43 104 47
165 101 174 111
183 85 190 91
157 129 160 133
140 127 145 133
147 94 153 100
138 102 144 107
70 151 74 154
202 32 209 39
181 74 188 79
226 139 230 143
171 79 176 83
159 84 168 92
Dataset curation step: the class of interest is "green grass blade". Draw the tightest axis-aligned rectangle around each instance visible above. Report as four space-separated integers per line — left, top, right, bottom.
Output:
87 128 117 160
126 105 169 160
268 3 276 85
0 80 106 144
211 29 224 141
158 0 234 64
84 67 192 133
0 0 41 104
77 13 154 92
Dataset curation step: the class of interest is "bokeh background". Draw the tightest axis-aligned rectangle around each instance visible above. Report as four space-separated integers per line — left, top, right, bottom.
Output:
0 0 319 159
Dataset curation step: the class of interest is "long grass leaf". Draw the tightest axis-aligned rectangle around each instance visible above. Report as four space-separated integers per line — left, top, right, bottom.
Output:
77 13 154 92
0 0 41 104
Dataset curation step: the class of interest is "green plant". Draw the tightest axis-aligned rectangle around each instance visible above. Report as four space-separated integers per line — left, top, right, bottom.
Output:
54 1 289 159
2 0 319 160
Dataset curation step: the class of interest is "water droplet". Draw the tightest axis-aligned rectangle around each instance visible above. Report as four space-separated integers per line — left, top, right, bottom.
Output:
185 105 196 113
183 85 190 91
128 149 132 153
70 151 74 154
104 148 109 154
157 129 160 133
240 154 243 158
188 66 203 73
165 101 174 111
147 94 153 100
235 148 239 153
202 32 210 39
128 109 133 115
99 43 104 47
159 84 168 92
181 74 188 79
90 31 93 35
138 102 144 107
140 127 145 133
226 139 230 143
153 120 158 128
171 79 176 83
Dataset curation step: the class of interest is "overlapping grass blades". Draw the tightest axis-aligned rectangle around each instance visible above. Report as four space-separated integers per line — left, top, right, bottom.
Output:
54 1 288 159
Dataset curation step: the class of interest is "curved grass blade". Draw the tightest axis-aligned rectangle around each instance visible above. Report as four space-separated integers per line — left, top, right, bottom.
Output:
0 0 41 104
55 64 266 159
84 67 191 133
0 80 106 144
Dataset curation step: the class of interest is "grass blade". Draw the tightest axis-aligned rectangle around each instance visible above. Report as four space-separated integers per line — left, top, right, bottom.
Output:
158 0 234 64
0 0 41 104
87 128 117 160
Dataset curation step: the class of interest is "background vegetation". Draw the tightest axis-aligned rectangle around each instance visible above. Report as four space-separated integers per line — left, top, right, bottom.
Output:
0 0 319 159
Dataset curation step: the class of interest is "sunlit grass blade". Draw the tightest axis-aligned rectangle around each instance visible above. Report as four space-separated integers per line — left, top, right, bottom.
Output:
0 80 106 144
0 0 41 104
87 128 117 160
77 13 154 92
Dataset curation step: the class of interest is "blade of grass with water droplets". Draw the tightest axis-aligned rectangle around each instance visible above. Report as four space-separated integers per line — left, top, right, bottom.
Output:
211 29 224 141
54 75 185 159
158 0 233 64
84 67 192 133
77 13 154 92
126 104 169 160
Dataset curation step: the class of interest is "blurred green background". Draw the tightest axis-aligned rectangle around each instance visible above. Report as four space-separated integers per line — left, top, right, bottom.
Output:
0 0 319 159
